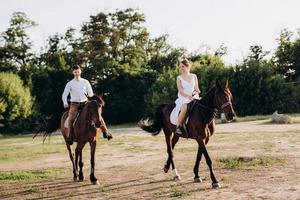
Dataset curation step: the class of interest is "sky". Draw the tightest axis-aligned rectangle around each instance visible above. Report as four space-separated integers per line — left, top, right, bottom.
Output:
1 0 300 64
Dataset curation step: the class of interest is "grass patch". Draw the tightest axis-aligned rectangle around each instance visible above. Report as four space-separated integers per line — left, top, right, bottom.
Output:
125 145 153 153
177 146 197 153
25 185 40 193
108 123 137 129
232 115 271 122
0 135 67 164
262 141 277 152
154 188 167 197
216 156 282 169
170 185 190 198
290 116 300 124
0 169 63 182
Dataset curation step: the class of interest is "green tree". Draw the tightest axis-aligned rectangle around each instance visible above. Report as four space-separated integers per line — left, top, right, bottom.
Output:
0 12 37 72
145 67 178 115
0 72 33 131
273 29 300 81
191 53 228 94
230 45 300 115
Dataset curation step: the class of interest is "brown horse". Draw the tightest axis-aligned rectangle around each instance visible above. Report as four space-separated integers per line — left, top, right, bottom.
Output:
34 95 109 185
140 79 235 188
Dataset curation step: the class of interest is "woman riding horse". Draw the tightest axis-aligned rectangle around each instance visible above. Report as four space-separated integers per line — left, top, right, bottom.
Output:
140 79 235 188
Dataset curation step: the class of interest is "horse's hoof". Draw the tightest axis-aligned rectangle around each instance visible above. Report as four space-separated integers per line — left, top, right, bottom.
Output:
163 166 169 173
212 182 220 189
194 177 202 183
92 180 99 185
73 177 78 182
107 135 113 141
78 177 84 182
173 175 181 181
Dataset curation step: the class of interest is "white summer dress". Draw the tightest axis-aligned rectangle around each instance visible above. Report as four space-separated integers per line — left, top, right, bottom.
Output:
170 74 199 125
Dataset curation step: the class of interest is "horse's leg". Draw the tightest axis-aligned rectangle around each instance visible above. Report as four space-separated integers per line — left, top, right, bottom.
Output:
66 144 78 181
171 134 180 149
76 142 86 182
89 141 99 185
200 141 220 188
170 134 181 180
99 116 112 140
164 132 180 180
193 143 203 183
163 132 172 173
164 133 179 172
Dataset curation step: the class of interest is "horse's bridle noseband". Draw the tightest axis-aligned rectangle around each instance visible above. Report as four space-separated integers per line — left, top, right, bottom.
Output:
220 101 232 110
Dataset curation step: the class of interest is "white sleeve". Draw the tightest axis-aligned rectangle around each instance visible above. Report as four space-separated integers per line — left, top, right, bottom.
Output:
193 73 197 81
86 81 94 97
62 83 70 105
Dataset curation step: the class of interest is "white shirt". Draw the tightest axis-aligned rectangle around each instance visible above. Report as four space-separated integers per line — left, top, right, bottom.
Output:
62 78 94 105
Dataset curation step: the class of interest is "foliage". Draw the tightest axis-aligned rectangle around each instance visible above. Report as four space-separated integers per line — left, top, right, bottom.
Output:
145 67 178 115
1 10 300 132
230 46 300 116
0 12 37 72
273 29 300 80
0 73 33 130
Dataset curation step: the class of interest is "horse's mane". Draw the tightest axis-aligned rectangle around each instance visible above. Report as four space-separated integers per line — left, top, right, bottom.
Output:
199 81 232 106
198 87 216 108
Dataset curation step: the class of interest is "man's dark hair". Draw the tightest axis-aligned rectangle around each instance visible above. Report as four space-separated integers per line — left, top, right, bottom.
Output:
73 65 81 70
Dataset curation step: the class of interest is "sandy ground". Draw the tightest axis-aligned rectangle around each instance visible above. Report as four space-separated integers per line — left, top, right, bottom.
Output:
0 120 299 200
111 119 300 134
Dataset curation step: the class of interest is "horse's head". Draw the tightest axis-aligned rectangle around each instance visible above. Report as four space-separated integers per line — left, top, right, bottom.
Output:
87 95 105 128
214 79 235 121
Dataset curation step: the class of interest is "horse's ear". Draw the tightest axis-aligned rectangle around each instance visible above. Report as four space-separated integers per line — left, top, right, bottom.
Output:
96 93 105 107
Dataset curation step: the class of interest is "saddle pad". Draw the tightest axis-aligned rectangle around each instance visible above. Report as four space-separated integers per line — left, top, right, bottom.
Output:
64 117 69 128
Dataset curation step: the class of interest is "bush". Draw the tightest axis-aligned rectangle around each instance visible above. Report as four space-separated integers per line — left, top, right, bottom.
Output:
0 72 33 131
145 67 178 115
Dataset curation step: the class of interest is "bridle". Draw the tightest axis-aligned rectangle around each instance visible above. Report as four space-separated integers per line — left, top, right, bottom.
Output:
193 89 232 114
220 101 232 110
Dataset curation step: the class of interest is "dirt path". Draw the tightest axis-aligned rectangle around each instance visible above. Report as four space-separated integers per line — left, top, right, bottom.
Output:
111 119 300 134
0 120 299 199
215 120 300 133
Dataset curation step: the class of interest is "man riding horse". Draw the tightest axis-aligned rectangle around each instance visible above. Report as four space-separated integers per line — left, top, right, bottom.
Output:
62 65 112 145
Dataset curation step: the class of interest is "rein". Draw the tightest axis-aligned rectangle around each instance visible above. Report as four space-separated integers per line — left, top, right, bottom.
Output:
194 100 216 113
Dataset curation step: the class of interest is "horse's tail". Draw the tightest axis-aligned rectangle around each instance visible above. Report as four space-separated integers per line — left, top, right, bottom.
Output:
32 114 61 141
139 104 166 136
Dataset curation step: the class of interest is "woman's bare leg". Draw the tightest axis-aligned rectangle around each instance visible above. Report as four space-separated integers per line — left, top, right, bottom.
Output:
177 104 187 126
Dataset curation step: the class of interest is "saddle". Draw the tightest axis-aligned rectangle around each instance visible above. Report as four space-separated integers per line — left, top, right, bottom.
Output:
64 104 85 129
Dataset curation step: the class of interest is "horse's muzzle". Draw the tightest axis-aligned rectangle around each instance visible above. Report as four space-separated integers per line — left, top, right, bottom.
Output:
226 112 235 121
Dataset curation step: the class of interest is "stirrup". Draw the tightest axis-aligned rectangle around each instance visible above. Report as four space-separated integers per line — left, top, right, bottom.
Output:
175 126 182 135
175 125 188 137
